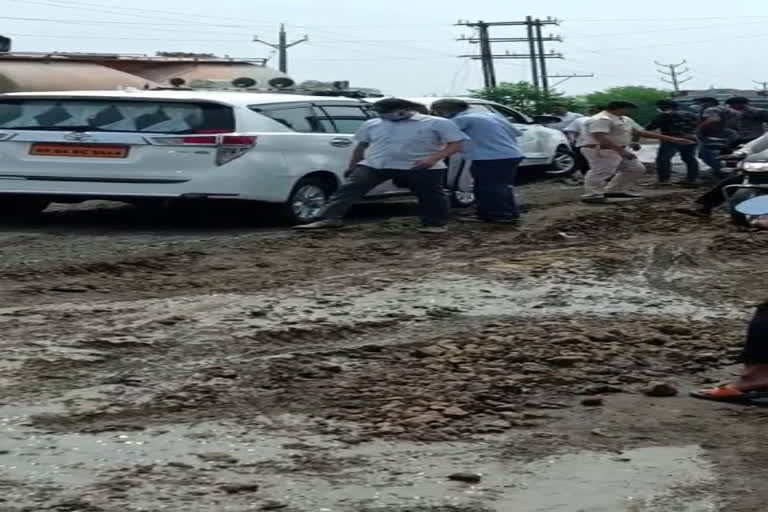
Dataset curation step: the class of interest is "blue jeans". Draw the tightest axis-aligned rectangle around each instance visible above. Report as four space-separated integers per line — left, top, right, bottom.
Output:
656 141 699 182
698 139 726 181
470 158 523 220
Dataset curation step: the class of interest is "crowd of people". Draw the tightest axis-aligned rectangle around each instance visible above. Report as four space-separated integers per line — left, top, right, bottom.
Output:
296 95 768 233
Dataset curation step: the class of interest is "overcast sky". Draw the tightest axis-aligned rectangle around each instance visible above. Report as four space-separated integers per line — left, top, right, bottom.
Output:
4 0 768 97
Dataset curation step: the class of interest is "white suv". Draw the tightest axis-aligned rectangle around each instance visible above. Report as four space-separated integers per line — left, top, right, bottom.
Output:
0 90 574 224
0 90 474 223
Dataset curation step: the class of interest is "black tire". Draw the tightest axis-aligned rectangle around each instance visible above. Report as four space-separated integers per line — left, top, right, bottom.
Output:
728 189 764 227
0 196 50 218
544 146 578 178
282 176 336 224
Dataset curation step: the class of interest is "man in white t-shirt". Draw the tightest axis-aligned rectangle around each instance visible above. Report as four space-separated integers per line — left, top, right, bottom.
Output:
296 98 468 233
547 104 584 132
564 105 604 175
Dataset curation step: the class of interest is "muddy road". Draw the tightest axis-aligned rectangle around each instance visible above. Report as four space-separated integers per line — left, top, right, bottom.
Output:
0 179 766 512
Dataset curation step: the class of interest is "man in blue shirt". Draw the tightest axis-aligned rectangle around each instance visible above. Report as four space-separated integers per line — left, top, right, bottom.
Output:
432 99 524 223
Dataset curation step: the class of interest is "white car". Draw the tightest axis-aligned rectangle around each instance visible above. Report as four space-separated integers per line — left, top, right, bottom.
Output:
0 90 474 223
0 90 574 224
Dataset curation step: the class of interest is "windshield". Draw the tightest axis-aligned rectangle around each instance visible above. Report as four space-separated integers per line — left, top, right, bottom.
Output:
0 99 235 134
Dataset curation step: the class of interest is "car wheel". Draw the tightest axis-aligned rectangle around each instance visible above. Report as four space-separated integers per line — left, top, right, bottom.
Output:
544 146 577 178
0 197 50 218
284 176 335 224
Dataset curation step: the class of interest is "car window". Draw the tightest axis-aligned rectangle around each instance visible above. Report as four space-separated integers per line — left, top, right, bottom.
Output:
317 104 371 134
488 105 532 124
253 105 326 133
0 99 234 134
466 103 496 113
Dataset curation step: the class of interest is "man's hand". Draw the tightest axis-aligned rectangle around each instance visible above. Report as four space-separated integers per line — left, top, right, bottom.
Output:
411 156 441 170
619 149 638 160
343 166 357 178
630 143 642 151
718 151 747 161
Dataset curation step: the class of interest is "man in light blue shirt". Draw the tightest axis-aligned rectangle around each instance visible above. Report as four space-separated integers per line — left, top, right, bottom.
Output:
297 98 467 233
432 99 524 223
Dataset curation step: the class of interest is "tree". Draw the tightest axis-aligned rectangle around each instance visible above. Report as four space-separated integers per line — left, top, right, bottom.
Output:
582 86 670 125
469 81 582 115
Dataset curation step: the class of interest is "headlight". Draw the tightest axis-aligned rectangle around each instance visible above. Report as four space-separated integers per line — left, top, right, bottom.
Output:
743 162 768 173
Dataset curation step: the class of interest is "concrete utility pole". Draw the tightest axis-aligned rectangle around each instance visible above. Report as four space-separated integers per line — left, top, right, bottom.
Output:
655 60 692 92
253 24 308 74
457 17 565 91
754 80 768 93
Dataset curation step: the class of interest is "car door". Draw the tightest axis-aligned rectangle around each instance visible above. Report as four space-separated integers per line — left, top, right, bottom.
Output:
252 102 359 189
315 103 407 196
484 104 551 165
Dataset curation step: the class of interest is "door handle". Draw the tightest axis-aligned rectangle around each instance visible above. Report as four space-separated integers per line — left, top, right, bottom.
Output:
330 138 353 147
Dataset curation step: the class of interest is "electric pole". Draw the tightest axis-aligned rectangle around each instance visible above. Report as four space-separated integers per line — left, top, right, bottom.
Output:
754 80 768 92
457 17 563 91
655 60 692 92
253 24 308 74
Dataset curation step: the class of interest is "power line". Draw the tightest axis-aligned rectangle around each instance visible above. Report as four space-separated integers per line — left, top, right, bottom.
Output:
253 24 308 74
655 59 692 91
548 73 595 88
456 17 563 91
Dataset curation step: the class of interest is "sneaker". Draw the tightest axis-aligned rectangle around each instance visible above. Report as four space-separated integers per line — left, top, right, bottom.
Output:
293 219 344 230
604 192 643 199
581 197 608 204
674 207 711 219
419 226 448 234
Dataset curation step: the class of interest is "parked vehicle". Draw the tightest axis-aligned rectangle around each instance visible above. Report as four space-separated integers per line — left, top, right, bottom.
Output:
721 153 768 226
0 90 468 223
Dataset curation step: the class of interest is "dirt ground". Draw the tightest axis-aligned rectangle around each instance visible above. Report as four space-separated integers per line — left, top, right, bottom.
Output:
0 175 767 512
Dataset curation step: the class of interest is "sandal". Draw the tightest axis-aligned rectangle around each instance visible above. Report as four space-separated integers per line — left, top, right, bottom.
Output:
690 384 768 404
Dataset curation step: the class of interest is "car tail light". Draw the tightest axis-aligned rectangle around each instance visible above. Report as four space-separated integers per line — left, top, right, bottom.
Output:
217 135 257 166
148 134 257 166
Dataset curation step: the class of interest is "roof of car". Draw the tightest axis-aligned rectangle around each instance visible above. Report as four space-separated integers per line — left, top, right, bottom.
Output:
0 89 363 106
405 96 496 107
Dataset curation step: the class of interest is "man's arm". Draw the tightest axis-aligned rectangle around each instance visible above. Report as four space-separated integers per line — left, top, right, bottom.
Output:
634 129 695 145
412 141 463 169
345 142 369 176
592 133 635 159
737 132 768 155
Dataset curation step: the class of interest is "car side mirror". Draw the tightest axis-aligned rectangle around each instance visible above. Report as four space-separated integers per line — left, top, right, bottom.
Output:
533 115 562 125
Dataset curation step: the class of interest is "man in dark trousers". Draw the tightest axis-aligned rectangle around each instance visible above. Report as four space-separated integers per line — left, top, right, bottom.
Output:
296 98 467 233
431 98 524 223
645 99 699 185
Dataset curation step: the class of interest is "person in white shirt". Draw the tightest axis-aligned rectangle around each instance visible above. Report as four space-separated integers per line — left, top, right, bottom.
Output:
547 104 584 132
564 105 605 175
296 98 467 233
581 101 695 203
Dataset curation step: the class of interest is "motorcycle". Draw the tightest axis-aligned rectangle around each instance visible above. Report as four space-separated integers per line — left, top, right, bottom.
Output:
720 152 768 226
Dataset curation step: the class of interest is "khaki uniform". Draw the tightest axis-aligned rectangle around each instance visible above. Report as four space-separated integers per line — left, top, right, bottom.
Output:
581 111 645 199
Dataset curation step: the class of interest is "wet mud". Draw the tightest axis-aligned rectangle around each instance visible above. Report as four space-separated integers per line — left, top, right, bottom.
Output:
0 180 766 511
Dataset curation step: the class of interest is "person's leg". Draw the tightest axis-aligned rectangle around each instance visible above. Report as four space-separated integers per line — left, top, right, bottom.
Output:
604 156 646 194
581 148 622 200
698 141 725 181
678 143 701 182
694 173 743 210
408 169 449 227
574 147 589 175
655 141 676 183
305 166 390 224
503 158 524 219
471 159 511 220
691 303 768 400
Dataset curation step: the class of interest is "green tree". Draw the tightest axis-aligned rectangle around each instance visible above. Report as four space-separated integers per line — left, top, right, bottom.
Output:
469 81 582 115
582 86 671 125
